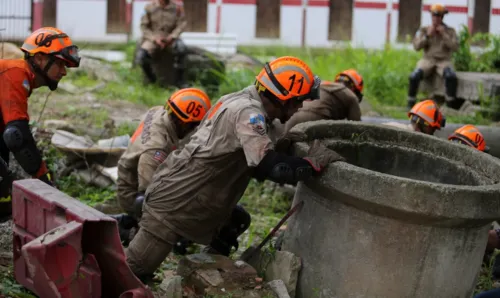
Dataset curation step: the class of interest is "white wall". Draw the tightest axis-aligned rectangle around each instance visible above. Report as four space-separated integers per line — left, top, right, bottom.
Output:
0 0 32 41
2 0 499 49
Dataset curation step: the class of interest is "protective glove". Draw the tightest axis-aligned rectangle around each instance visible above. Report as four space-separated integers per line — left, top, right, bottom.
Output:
275 130 308 154
133 193 145 220
303 139 345 173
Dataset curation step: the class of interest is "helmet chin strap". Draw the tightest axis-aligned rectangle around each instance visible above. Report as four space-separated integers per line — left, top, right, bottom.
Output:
28 55 59 91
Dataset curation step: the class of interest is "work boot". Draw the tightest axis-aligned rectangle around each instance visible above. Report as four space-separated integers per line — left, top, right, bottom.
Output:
407 96 417 110
109 214 138 246
172 238 194 255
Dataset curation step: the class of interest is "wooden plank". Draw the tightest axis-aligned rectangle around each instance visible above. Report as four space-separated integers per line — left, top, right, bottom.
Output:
255 0 280 38
106 0 128 34
472 0 491 35
397 0 422 42
42 0 57 27
183 0 208 32
328 0 353 41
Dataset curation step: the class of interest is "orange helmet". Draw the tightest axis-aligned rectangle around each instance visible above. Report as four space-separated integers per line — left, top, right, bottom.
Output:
335 69 364 101
21 27 80 68
166 88 212 123
430 3 448 15
255 56 321 102
448 125 489 152
408 99 446 129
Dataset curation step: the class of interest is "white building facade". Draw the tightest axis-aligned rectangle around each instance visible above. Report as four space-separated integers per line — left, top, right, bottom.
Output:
1 0 498 49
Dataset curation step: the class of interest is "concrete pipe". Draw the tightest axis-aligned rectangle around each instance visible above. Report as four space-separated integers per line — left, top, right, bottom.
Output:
362 116 500 159
282 120 500 298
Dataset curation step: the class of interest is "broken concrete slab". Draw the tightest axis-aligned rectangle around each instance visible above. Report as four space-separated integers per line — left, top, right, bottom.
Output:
177 253 275 297
43 119 76 133
0 42 22 59
51 130 127 167
246 251 301 298
267 280 291 298
154 274 182 298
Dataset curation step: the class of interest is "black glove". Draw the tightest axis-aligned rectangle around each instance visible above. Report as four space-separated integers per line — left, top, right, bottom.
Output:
275 130 308 154
132 192 145 220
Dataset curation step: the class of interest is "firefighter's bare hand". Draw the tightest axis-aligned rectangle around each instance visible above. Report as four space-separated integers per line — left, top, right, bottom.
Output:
435 25 444 34
304 139 345 172
165 35 174 46
426 26 435 36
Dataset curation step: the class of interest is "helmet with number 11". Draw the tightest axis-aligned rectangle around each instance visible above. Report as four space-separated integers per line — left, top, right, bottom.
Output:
254 56 321 123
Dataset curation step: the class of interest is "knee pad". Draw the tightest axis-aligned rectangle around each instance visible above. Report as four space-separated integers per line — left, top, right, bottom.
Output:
208 205 252 256
135 49 151 66
408 68 424 97
443 67 458 97
443 67 457 79
409 68 424 82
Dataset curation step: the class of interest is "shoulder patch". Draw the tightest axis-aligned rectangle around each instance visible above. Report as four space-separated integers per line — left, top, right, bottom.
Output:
249 113 266 136
153 150 167 163
22 79 30 93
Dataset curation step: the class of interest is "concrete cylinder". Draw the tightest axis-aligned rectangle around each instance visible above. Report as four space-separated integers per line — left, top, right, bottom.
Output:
361 116 500 159
282 120 500 298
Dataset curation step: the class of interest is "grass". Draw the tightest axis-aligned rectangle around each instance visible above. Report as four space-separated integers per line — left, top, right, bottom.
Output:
5 26 500 296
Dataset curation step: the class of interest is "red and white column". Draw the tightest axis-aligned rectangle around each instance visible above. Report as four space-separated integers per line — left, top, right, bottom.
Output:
385 0 393 44
215 0 222 33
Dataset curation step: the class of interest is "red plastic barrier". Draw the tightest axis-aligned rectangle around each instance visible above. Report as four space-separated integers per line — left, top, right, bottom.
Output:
12 179 154 298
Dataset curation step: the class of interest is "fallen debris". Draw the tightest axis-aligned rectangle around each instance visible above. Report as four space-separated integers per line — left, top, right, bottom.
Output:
267 280 291 298
247 251 301 298
155 274 183 298
177 253 276 297
0 42 23 59
51 130 128 167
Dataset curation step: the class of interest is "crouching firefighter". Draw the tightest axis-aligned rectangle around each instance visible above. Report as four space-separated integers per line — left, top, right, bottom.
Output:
124 56 347 282
110 88 212 244
408 3 459 109
384 99 446 135
0 27 80 220
283 68 364 134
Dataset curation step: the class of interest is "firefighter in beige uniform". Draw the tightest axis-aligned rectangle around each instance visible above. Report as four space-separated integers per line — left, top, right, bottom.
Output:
407 3 459 109
283 68 364 134
125 56 346 280
110 88 211 242
135 0 187 84
384 99 445 135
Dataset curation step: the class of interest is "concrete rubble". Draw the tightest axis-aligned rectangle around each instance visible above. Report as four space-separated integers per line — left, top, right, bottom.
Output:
176 253 277 297
267 280 291 298
246 250 301 298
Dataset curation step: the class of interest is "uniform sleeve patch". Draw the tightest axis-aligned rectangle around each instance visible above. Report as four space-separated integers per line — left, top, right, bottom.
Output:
153 150 167 163
249 113 266 136
22 79 30 93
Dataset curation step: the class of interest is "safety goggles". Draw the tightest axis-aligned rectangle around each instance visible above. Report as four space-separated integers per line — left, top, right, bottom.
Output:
264 62 321 102
38 33 81 68
51 45 80 68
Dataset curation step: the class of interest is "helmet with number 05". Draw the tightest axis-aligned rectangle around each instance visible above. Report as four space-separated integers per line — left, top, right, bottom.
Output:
255 56 321 102
448 124 489 152
21 27 80 68
408 99 445 129
166 88 212 123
